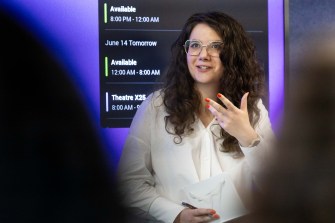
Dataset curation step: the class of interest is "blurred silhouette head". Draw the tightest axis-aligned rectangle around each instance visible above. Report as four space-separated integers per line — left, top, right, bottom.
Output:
0 7 128 223
250 30 335 223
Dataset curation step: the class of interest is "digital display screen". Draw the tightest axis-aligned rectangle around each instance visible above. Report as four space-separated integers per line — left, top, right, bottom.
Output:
99 0 268 128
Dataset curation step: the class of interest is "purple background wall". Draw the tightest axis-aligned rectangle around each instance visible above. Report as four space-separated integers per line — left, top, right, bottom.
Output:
0 0 284 169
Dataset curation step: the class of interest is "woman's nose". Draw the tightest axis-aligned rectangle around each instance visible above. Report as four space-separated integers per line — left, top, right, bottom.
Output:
198 46 210 60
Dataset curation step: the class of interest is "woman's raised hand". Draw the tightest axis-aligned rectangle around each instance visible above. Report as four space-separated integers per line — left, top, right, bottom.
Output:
205 92 258 147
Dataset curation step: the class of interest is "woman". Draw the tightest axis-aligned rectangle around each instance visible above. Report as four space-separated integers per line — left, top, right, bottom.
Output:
118 11 275 223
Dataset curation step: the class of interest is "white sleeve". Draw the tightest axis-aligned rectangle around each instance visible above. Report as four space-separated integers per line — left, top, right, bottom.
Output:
117 93 184 222
240 99 277 181
227 99 276 207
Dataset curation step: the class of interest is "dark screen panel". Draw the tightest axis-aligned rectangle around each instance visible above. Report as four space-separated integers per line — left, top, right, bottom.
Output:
99 0 268 127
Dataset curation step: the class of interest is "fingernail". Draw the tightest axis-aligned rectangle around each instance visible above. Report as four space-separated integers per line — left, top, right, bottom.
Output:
213 214 220 219
206 104 210 109
205 98 210 102
217 93 222 98
210 210 216 215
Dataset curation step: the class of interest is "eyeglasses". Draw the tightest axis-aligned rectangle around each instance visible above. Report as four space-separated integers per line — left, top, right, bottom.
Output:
184 40 224 57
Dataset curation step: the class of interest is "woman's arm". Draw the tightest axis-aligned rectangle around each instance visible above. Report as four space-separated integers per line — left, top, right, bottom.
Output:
117 93 184 222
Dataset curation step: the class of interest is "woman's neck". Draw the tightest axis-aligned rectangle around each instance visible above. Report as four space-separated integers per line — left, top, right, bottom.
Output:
195 83 219 127
196 83 220 105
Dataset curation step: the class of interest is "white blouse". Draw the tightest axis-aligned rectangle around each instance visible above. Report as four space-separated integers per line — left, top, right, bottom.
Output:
117 91 275 223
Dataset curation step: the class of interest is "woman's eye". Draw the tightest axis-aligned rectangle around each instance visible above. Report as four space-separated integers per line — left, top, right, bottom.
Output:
190 42 201 48
211 44 221 49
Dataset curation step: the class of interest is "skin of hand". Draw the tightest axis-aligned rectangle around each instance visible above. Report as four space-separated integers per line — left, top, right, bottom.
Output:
177 208 220 223
205 92 258 147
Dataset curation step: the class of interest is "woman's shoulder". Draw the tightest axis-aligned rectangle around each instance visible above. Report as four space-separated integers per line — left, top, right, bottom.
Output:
256 98 268 111
129 90 165 129
254 97 272 127
138 89 164 112
149 89 165 105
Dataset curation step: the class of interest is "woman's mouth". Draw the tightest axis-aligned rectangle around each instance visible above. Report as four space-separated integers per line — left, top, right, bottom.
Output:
197 65 211 70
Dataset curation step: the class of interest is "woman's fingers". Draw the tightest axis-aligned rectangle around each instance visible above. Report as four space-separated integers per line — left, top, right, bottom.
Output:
179 208 220 223
216 93 236 111
205 92 252 141
206 92 249 112
206 99 227 116
240 92 249 112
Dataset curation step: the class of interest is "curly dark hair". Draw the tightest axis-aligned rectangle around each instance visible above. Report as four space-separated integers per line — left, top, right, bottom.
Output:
160 11 265 155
